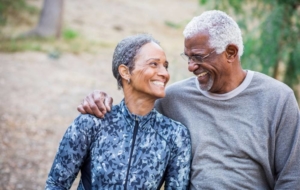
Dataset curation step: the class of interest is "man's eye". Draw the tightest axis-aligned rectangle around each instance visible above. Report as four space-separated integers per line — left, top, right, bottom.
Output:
150 62 158 66
194 55 203 61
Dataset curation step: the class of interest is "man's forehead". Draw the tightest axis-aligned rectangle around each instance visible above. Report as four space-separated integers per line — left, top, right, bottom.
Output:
184 34 211 53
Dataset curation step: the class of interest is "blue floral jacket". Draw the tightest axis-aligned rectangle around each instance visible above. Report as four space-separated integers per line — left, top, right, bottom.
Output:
45 100 191 190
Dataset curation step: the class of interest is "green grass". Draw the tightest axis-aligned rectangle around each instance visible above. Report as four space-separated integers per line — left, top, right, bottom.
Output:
164 21 182 29
0 35 113 54
0 0 114 54
0 0 38 25
63 28 79 40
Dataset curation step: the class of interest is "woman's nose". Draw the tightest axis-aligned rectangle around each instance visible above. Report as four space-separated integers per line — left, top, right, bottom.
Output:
158 65 170 79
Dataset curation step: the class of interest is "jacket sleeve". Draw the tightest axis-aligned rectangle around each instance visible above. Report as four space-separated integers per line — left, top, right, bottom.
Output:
274 92 300 189
164 123 192 190
45 114 96 190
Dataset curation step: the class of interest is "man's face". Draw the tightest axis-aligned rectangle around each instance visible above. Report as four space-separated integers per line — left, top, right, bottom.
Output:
183 31 230 94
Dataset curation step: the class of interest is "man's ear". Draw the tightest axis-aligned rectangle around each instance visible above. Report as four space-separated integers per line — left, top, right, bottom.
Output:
225 44 238 62
118 64 130 80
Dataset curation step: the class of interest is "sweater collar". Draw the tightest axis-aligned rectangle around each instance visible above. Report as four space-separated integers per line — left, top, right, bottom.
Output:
196 70 254 100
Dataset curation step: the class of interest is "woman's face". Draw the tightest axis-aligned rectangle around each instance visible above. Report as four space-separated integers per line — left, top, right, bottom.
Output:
129 42 170 100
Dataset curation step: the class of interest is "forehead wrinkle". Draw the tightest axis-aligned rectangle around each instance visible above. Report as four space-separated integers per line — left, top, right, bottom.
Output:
184 48 208 56
145 58 168 64
146 58 159 61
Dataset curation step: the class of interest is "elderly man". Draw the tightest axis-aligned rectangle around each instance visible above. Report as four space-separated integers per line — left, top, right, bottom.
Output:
78 10 300 189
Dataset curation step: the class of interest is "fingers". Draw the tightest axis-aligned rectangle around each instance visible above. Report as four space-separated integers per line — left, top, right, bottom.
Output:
76 90 113 119
92 91 112 113
77 102 87 114
86 93 105 118
104 96 113 112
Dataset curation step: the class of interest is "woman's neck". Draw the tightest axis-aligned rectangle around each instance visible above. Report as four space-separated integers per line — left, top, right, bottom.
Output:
124 95 155 116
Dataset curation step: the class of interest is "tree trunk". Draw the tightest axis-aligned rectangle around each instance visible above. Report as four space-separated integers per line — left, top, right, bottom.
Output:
23 0 64 38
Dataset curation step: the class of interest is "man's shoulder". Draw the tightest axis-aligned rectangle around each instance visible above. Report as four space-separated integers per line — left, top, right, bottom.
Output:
167 77 195 89
253 71 293 93
164 77 197 98
155 77 198 113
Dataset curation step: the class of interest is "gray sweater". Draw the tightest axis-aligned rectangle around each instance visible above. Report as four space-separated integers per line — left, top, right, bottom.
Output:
155 70 300 189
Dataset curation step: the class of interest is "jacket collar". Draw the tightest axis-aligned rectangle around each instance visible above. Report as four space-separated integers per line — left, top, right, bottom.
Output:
120 99 156 130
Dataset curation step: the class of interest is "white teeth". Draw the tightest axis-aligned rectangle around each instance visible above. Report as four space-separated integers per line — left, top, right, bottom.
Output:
197 72 208 77
152 81 164 86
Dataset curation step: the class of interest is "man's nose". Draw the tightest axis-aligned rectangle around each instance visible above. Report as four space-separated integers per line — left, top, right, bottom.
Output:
188 61 200 72
188 58 203 66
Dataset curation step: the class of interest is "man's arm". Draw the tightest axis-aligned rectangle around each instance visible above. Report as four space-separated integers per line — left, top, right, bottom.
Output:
77 90 113 118
274 92 300 189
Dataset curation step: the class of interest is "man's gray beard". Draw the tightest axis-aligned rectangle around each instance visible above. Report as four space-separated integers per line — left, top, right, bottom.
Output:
199 77 214 91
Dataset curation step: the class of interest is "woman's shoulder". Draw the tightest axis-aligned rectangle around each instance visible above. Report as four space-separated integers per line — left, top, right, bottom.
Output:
154 110 189 134
74 104 121 127
64 105 122 143
153 110 191 151
71 114 102 133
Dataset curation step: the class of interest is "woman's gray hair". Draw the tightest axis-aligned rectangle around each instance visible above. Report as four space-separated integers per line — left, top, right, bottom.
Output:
112 34 159 89
183 10 244 58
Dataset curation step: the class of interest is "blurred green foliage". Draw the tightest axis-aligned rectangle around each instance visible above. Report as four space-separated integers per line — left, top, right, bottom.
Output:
0 1 111 55
164 21 182 29
0 0 38 25
63 28 79 40
0 36 113 54
199 0 300 101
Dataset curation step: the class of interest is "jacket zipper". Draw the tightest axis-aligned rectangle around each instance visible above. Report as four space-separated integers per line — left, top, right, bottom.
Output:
124 118 139 190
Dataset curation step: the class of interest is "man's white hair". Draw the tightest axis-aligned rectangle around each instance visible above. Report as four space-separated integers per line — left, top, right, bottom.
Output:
183 10 244 58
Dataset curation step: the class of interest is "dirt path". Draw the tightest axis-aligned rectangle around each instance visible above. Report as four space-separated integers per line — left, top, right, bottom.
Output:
0 0 200 189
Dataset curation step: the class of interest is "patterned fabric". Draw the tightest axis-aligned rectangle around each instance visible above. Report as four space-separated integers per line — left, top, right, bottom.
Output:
45 99 191 190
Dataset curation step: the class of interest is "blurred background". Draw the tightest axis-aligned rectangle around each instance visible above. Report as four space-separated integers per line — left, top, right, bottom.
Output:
0 0 299 189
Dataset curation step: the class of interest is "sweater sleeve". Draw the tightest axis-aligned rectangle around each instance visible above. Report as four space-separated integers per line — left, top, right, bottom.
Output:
45 114 97 190
274 91 300 189
164 123 192 190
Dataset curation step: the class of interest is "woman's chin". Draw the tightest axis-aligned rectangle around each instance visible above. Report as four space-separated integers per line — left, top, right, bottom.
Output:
152 92 166 99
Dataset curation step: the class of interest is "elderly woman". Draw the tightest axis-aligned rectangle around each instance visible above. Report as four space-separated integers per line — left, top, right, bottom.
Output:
45 34 191 190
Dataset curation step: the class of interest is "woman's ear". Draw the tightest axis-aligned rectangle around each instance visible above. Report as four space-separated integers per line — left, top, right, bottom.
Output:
225 44 238 62
118 64 130 81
